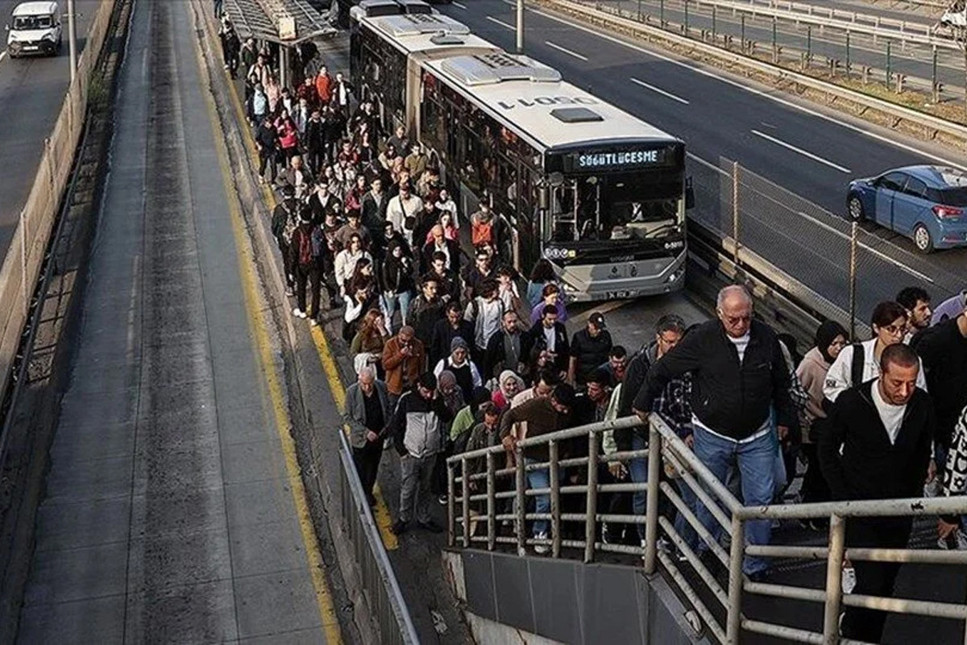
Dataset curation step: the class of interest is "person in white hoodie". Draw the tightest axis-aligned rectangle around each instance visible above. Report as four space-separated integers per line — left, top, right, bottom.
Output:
824 301 926 404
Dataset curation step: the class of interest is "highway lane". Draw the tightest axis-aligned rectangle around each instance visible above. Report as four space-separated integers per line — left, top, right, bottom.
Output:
0 0 101 258
444 0 965 316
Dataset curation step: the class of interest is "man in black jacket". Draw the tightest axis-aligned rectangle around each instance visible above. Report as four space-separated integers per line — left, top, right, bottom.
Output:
818 344 934 643
483 310 524 381
567 312 612 386
634 285 795 578
522 306 570 379
429 302 475 367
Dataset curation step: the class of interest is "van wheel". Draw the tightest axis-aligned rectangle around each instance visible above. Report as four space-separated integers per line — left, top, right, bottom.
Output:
913 224 934 254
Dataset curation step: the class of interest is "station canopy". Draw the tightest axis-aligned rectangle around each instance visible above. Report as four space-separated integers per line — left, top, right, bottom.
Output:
223 0 336 45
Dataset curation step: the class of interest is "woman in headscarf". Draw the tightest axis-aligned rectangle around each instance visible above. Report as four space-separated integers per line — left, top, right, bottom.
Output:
492 369 525 412
433 370 467 506
796 320 848 523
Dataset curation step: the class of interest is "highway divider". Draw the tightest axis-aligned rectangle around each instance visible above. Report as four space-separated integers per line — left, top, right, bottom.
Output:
0 0 118 455
538 0 967 147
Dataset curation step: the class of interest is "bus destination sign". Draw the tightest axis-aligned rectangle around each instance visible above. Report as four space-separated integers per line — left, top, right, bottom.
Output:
563 145 677 172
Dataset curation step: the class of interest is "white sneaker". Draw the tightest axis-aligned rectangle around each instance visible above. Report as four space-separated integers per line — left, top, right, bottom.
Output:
534 532 549 555
309 318 319 327
292 308 307 319
841 565 856 594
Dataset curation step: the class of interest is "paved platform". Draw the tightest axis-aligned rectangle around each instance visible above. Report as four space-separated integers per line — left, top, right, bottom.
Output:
15 0 333 642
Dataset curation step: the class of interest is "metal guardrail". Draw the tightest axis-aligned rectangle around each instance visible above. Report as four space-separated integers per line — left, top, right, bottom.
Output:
0 0 119 463
446 414 967 644
336 430 421 645
542 0 967 146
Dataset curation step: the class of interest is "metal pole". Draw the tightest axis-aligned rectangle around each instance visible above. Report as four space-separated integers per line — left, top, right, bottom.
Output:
725 516 745 644
660 0 665 26
772 16 777 61
643 420 662 574
932 44 939 102
584 431 600 563
712 6 717 41
849 222 858 340
806 25 812 61
732 161 740 267
637 0 642 22
885 41 891 89
741 15 746 53
516 0 524 53
549 441 561 558
67 0 77 82
516 449 526 556
684 0 689 35
447 464 456 546
461 457 471 547
19 209 28 319
822 514 846 644
486 452 496 551
845 31 851 79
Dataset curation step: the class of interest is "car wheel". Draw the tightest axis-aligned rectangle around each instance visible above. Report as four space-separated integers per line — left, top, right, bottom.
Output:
913 224 934 254
847 195 865 221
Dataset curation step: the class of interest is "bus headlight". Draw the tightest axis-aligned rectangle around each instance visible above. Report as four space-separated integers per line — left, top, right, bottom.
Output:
666 268 684 283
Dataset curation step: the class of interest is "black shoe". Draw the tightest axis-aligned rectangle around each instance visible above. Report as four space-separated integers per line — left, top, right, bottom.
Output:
391 520 408 535
746 569 770 584
418 520 444 533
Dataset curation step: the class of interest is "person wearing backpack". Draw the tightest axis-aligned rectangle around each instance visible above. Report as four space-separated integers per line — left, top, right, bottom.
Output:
823 301 926 406
270 185 299 296
290 207 324 325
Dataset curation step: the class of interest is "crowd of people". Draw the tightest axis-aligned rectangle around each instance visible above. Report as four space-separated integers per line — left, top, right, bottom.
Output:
217 20 967 642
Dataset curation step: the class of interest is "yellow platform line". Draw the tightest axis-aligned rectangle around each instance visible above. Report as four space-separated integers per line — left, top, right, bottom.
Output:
214 35 399 552
190 14 343 642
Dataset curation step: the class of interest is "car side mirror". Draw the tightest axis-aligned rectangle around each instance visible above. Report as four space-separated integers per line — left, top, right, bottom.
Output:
4 24 9 31
685 176 695 210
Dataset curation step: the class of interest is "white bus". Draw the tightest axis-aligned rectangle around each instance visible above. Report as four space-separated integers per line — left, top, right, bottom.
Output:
350 9 691 301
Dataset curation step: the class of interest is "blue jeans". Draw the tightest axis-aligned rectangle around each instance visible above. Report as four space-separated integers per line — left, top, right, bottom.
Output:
674 479 700 553
381 290 412 333
692 426 776 575
629 432 648 540
525 458 550 537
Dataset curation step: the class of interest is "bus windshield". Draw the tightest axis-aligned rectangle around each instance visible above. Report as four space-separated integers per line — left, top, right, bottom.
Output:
547 173 682 243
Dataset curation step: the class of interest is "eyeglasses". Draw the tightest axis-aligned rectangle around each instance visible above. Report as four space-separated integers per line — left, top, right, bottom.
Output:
879 324 906 336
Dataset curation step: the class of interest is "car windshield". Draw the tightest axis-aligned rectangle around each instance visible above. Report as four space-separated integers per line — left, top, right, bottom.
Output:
547 173 681 243
13 15 53 29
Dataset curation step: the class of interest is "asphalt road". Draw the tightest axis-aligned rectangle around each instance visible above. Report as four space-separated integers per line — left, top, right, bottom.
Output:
0 0 102 258
443 0 966 318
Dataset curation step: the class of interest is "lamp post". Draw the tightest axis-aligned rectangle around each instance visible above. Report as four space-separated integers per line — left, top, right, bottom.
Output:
67 0 77 82
516 0 524 53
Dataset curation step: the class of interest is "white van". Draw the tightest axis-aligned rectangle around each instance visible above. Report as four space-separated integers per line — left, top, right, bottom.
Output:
6 1 62 58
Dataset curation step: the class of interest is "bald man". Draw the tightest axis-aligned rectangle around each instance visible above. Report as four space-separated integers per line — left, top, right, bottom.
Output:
634 285 797 580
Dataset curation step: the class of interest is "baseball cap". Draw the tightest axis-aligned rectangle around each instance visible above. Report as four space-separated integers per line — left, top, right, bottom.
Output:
589 312 607 329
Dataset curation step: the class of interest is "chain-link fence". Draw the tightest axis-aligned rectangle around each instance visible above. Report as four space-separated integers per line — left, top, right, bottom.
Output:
686 153 954 338
0 0 118 404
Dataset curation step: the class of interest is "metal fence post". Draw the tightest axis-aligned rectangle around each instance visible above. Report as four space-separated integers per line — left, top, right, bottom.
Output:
822 514 846 643
549 440 561 558
516 449 526 556
712 6 717 42
772 17 778 62
447 463 456 546
725 516 745 644
660 0 665 27
643 419 661 574
19 209 28 320
731 161 740 267
584 431 599 563
684 0 689 35
849 222 858 340
845 31 851 79
461 457 471 547
486 452 496 551
806 24 812 61
637 0 642 22
932 44 939 103
885 41 892 89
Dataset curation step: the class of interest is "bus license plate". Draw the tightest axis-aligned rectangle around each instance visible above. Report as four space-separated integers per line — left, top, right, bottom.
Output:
606 290 634 300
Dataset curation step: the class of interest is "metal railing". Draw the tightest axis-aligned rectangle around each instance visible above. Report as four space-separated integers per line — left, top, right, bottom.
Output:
542 0 967 138
446 414 967 644
337 430 420 645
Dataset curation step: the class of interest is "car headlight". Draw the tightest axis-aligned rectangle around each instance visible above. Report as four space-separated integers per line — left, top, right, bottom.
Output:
43 33 56 41
8 33 17 42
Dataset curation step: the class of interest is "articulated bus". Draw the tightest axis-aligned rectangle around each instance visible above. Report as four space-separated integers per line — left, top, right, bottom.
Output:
350 7 691 301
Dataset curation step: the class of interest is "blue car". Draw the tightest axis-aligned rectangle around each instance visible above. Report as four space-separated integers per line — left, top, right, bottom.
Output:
846 165 967 253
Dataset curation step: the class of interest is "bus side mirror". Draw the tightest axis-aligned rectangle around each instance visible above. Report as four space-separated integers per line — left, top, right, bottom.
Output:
685 176 695 210
538 185 550 211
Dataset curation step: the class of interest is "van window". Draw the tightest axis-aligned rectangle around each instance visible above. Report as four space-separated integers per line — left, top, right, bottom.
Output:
13 15 53 30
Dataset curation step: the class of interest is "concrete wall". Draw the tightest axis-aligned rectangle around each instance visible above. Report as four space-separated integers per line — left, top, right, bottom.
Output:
442 550 711 645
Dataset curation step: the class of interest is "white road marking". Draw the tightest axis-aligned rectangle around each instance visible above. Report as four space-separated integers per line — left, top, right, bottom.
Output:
544 40 588 61
452 0 467 7
751 129 852 173
796 211 935 283
527 5 967 173
630 77 689 104
486 15 515 30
